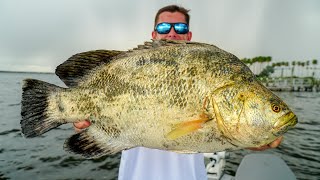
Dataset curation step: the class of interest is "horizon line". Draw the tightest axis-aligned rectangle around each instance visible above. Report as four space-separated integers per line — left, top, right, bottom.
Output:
0 70 54 74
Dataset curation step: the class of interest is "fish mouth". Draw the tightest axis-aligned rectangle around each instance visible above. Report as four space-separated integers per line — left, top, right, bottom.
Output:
272 112 298 136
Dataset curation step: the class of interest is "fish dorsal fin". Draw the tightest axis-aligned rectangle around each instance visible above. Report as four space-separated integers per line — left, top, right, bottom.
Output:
55 50 123 87
130 40 216 53
130 39 189 51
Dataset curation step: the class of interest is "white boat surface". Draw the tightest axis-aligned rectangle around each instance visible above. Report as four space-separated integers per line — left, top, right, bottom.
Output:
205 152 296 180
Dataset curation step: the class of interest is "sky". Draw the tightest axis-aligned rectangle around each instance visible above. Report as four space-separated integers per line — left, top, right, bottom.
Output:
0 0 319 73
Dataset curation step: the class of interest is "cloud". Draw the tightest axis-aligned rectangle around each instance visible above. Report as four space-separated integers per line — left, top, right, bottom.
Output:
0 0 319 72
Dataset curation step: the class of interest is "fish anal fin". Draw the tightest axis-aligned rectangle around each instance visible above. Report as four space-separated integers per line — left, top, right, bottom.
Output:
55 50 123 87
64 128 128 158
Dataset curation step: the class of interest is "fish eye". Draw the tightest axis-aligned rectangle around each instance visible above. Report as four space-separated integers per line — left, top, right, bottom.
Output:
271 104 281 113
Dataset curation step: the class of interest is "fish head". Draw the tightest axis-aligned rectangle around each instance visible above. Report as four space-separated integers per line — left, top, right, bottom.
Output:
211 81 298 148
238 82 298 147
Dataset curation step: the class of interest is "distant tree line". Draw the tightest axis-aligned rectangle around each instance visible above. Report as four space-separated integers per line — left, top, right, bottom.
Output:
241 56 272 65
241 57 318 78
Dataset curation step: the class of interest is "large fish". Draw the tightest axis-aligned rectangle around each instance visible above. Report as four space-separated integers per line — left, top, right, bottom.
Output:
21 40 297 158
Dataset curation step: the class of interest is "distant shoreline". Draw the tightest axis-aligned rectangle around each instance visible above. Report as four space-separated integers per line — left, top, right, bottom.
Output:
0 70 54 74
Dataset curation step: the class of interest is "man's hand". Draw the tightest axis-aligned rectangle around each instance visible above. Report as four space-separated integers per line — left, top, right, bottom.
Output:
248 136 283 151
73 120 91 133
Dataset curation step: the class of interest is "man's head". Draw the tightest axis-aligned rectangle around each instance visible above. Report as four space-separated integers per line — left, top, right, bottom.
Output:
152 5 192 41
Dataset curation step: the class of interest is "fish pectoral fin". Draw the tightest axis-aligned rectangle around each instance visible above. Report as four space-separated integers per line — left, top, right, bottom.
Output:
64 127 129 158
166 115 210 140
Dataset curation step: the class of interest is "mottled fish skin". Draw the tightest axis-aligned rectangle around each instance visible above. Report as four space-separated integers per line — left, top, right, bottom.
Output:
21 40 297 158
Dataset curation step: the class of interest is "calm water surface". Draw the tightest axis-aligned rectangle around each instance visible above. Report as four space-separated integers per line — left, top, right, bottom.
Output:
0 72 319 180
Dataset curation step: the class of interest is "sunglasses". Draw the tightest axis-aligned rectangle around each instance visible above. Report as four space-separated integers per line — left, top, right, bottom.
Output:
155 22 189 34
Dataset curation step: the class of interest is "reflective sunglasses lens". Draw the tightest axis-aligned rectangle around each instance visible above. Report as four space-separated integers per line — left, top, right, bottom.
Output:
156 23 171 34
174 23 189 34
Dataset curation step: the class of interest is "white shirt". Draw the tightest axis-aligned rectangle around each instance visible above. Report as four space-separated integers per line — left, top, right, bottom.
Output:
118 147 207 180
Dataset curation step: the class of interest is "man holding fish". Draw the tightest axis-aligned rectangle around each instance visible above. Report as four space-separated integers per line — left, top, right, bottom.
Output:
72 4 286 180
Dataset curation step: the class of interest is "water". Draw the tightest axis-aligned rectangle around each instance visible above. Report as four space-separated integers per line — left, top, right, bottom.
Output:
0 72 120 180
0 72 319 180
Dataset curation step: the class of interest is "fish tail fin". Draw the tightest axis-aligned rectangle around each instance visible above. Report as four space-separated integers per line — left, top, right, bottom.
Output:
21 79 64 138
